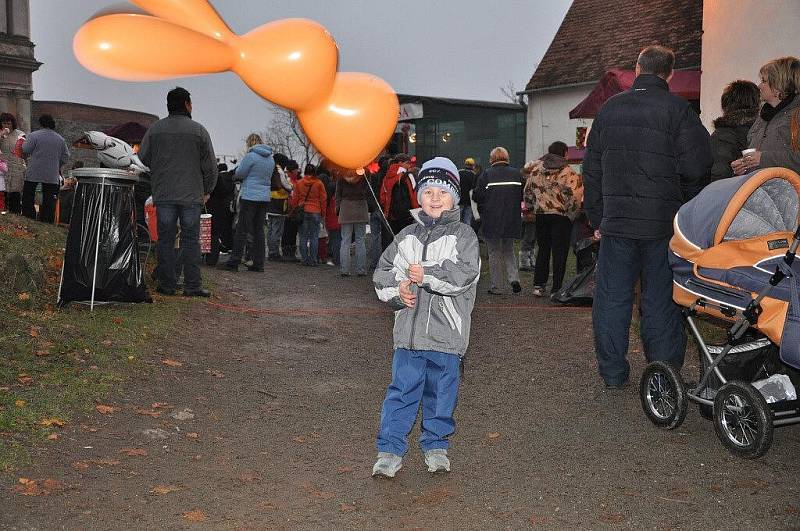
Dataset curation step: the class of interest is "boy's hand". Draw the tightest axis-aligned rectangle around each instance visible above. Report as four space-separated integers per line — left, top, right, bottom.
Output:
407 264 424 284
398 280 416 308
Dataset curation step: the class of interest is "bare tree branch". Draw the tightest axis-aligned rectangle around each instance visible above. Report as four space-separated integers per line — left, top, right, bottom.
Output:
261 104 320 167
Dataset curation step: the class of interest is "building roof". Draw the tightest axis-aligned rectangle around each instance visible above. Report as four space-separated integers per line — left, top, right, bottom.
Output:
525 0 702 92
398 94 524 111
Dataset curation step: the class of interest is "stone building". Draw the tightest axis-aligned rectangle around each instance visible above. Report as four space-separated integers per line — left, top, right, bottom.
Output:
0 0 40 131
31 101 158 167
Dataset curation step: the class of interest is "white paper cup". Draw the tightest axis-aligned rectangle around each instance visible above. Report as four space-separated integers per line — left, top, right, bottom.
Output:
742 148 756 157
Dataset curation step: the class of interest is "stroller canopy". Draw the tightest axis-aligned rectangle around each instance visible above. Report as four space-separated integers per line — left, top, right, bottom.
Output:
676 168 800 250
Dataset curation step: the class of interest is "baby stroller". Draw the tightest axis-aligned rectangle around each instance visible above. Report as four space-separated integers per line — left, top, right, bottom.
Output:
639 168 800 458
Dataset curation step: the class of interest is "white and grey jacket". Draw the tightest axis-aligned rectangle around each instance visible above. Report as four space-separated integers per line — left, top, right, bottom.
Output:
373 208 481 357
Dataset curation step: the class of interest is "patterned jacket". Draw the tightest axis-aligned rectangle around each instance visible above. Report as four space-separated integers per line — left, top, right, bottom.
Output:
523 153 583 220
373 207 480 357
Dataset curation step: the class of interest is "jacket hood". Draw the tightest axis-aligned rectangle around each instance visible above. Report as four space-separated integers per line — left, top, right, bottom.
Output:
541 153 568 171
713 109 758 129
410 206 461 226
249 144 273 158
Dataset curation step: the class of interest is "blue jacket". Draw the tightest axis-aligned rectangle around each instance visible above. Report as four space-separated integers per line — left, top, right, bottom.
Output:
235 144 274 202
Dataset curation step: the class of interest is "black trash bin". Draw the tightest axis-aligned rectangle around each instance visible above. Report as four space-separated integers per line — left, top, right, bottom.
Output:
58 168 152 308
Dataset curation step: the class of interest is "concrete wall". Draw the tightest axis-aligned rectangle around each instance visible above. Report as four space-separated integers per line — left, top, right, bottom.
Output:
525 84 593 163
701 0 800 130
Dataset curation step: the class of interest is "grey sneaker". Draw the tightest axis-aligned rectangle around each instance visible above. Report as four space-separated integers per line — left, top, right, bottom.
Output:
424 449 451 473
372 452 402 478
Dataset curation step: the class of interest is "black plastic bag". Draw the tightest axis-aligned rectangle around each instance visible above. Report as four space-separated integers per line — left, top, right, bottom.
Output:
58 170 151 306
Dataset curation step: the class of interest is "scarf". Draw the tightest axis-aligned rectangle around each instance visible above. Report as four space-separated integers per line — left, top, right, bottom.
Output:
760 94 795 122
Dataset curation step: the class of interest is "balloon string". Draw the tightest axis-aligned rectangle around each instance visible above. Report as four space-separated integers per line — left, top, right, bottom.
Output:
363 174 415 270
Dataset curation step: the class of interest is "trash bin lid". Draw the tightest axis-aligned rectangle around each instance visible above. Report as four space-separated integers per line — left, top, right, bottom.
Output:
73 167 140 184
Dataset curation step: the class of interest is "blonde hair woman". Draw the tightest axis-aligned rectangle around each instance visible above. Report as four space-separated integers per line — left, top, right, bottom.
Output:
221 133 275 272
472 145 525 295
732 56 800 175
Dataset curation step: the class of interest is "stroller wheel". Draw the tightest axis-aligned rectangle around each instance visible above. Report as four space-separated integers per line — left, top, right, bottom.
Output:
713 381 773 459
640 361 688 430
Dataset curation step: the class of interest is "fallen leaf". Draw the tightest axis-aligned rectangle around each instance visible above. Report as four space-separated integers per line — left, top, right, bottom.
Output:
17 374 34 385
95 404 117 415
487 432 501 439
186 432 199 439
47 433 59 440
42 479 61 491
29 327 39 337
34 350 51 357
293 436 306 444
133 407 161 418
80 424 99 432
15 478 60 496
17 292 30 301
205 369 225 378
119 448 148 457
14 400 25 408
89 458 121 467
162 359 183 367
112 317 123 325
787 505 799 515
72 461 90 470
340 503 356 513
183 509 207 522
337 466 354 474
38 418 65 428
151 402 170 409
151 485 181 495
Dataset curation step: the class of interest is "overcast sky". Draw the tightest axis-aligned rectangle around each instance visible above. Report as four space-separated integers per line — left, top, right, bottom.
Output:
30 0 571 156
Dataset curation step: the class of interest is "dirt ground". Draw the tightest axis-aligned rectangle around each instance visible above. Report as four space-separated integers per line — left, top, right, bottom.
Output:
2 258 800 529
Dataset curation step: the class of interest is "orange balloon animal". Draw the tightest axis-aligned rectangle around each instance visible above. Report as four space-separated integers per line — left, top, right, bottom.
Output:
73 0 399 169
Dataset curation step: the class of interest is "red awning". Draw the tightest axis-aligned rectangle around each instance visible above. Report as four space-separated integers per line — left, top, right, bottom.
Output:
569 69 700 119
102 122 149 145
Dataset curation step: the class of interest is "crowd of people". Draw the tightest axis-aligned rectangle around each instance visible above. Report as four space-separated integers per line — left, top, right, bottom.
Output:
4 47 800 474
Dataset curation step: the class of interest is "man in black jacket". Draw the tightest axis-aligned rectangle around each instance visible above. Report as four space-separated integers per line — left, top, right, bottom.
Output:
583 45 712 388
139 87 218 297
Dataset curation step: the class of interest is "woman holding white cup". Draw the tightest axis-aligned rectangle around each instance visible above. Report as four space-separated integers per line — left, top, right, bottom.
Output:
732 56 800 175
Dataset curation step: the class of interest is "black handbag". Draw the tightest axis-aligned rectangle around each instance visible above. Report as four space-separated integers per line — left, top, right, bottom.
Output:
288 181 313 223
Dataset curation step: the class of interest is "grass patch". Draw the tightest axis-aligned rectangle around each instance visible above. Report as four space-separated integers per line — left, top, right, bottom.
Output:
0 213 186 473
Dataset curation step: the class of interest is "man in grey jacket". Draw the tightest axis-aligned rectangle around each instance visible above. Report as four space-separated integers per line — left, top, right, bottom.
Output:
139 87 217 297
21 114 69 223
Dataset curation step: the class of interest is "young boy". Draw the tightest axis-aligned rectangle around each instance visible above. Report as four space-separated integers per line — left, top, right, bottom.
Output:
372 157 481 477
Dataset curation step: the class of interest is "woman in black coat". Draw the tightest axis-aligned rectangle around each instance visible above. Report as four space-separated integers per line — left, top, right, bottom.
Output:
709 80 760 181
473 146 524 295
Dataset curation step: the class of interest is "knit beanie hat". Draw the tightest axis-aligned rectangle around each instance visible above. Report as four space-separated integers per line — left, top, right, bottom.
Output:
416 156 460 205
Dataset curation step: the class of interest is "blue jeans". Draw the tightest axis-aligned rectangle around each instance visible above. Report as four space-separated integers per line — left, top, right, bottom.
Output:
267 214 284 258
376 348 461 456
369 210 383 269
156 202 202 291
299 212 321 265
340 222 367 275
593 235 686 385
